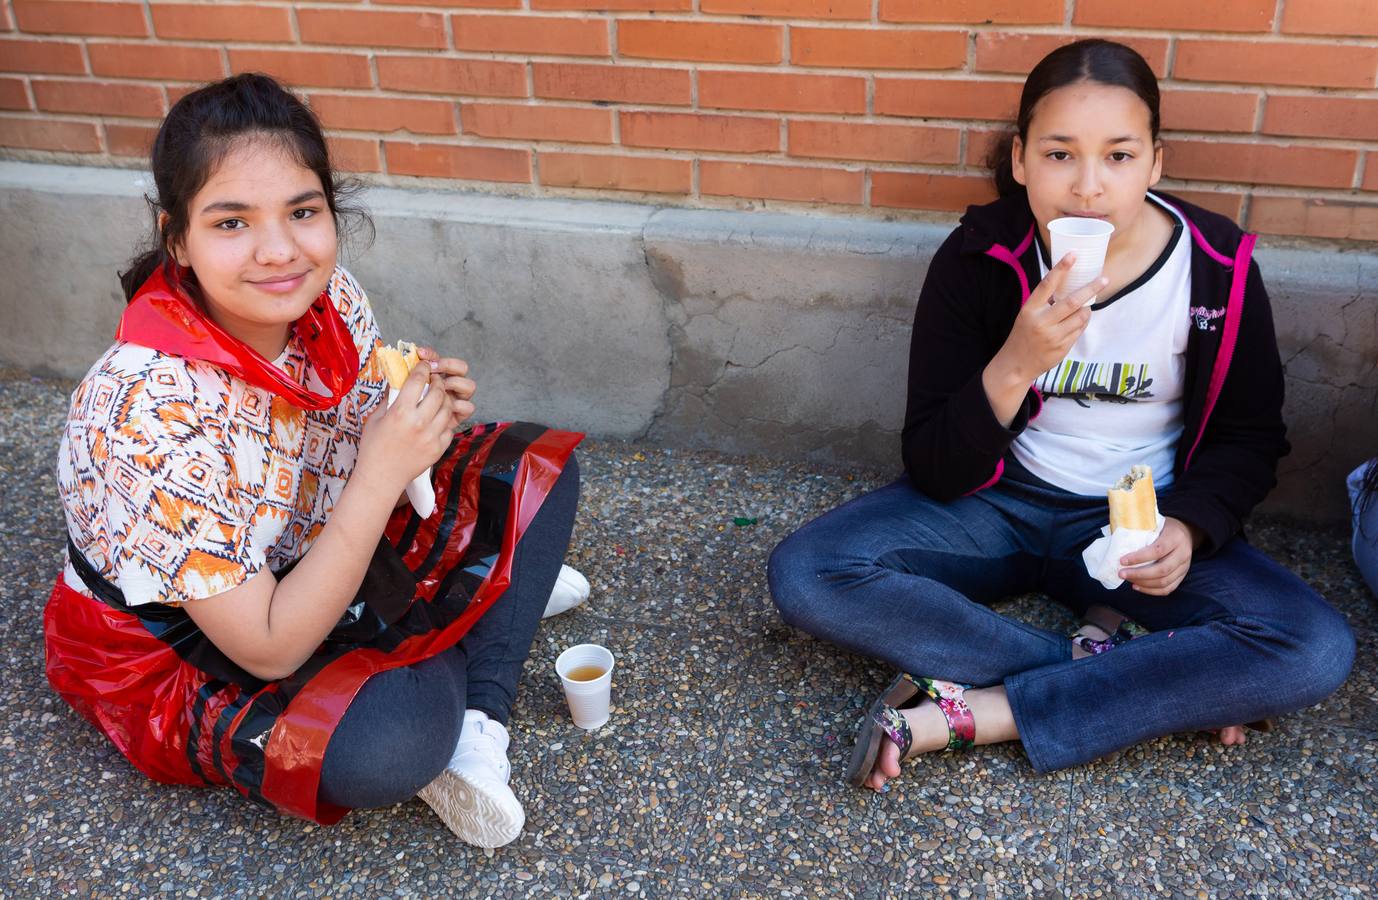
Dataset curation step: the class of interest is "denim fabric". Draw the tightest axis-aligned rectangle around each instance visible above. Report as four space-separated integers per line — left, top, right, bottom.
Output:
768 462 1354 772
1348 460 1378 599
318 453 580 809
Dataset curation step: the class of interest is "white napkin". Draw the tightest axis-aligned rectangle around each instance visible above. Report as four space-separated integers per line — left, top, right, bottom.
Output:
386 386 437 519
1081 513 1165 590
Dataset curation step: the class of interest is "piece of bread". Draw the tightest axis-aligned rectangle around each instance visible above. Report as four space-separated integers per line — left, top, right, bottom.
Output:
1108 464 1157 532
378 340 420 389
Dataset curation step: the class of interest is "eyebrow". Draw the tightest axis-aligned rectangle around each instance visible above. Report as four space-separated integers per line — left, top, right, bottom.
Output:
199 189 325 215
1039 134 1144 145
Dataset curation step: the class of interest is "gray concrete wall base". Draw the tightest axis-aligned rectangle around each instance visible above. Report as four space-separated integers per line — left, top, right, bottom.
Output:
2 161 1373 521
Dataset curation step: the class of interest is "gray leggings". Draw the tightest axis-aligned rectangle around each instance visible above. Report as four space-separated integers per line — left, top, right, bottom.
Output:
317 454 580 809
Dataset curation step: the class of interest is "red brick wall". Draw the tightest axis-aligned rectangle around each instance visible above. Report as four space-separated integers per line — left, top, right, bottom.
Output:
3 0 1378 240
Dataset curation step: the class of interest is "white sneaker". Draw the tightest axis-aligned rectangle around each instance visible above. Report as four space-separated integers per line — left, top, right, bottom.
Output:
418 710 525 848
542 564 590 619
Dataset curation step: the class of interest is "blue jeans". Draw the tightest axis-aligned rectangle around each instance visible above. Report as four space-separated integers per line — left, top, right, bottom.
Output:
318 453 580 808
767 462 1355 772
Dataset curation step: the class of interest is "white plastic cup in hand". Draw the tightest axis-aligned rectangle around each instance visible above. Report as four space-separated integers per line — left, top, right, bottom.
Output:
556 643 615 730
1049 216 1115 300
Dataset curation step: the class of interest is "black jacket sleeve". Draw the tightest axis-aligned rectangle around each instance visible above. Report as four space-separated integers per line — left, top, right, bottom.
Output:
1159 261 1290 555
901 229 1039 500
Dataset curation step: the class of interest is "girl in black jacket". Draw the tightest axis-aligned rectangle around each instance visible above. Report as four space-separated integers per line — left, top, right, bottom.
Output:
769 40 1354 790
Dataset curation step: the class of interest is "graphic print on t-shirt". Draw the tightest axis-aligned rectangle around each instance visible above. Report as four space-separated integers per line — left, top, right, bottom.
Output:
1034 359 1155 407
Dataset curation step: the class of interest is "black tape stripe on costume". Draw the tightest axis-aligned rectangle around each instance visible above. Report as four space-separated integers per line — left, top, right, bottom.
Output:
395 428 472 553
410 424 495 586
66 538 268 693
209 687 250 786
185 679 227 785
430 424 538 606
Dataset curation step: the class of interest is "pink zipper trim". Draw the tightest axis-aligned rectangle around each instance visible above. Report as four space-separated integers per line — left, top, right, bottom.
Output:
964 458 1004 496
1183 232 1257 470
1161 199 1235 267
969 224 1038 493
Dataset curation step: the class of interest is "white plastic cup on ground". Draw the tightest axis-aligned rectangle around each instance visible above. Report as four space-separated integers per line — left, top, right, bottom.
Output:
555 643 615 730
1048 216 1115 299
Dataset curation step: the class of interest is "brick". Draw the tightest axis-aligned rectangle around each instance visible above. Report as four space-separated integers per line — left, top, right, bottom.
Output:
789 120 959 164
1073 0 1274 32
298 10 447 50
1281 0 1378 38
329 136 383 173
386 140 532 182
453 14 609 57
976 33 1168 79
699 71 865 114
701 160 863 204
791 27 966 70
13 1 145 37
533 0 689 8
462 102 613 143
965 127 1005 167
1 4 12 30
105 122 156 157
0 115 100 151
1262 96 1378 142
875 78 1020 120
1174 39 1378 90
881 0 1061 24
378 56 526 98
0 37 86 75
1249 196 1378 241
871 171 996 211
1160 89 1259 134
229 50 374 90
152 4 292 43
619 20 782 65
33 78 164 118
1163 140 1357 189
540 151 690 193
702 0 867 18
166 84 196 105
378 0 522 7
89 42 224 81
1366 155 1378 192
1166 188 1244 222
532 63 690 105
620 110 778 153
0 77 30 110
309 93 457 135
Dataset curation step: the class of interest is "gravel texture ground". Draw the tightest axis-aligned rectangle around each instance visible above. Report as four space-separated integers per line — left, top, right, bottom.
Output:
2 370 1374 898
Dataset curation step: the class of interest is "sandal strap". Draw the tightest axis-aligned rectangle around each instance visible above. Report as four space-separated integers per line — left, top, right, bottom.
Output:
872 705 913 759
917 677 976 751
1073 621 1148 656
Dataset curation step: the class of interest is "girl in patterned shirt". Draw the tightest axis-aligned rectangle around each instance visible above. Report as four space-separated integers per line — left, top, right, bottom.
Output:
46 73 583 848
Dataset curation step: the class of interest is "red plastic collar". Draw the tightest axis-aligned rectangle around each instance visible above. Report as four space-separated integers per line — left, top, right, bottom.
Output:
116 264 359 410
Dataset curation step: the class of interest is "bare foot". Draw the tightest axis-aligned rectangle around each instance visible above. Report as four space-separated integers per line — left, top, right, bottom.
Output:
1217 725 1248 746
864 702 948 792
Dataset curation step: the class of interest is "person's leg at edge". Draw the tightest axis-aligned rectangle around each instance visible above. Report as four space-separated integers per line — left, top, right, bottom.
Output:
1005 539 1356 774
462 452 581 724
767 476 1076 791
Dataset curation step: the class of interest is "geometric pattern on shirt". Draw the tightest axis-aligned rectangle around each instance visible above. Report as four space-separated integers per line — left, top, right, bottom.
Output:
57 266 394 607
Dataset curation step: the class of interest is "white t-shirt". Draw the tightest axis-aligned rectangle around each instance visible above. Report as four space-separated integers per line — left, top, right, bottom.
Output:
1012 193 1191 496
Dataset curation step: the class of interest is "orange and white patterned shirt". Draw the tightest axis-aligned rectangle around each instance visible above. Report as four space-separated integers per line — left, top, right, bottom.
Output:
59 266 392 607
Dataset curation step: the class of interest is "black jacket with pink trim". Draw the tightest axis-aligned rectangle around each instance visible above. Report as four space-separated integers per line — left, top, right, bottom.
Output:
902 189 1289 556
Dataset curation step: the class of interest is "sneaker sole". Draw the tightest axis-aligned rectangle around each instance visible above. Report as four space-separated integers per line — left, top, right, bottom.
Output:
418 769 525 848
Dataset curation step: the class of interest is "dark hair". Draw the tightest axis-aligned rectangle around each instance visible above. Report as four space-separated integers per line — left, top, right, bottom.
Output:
987 39 1161 197
119 72 372 302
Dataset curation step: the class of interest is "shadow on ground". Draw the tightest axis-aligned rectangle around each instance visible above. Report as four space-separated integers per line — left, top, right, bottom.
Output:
2 371 1373 898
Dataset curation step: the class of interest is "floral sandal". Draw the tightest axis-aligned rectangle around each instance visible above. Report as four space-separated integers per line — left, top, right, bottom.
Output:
846 673 975 788
1070 604 1274 734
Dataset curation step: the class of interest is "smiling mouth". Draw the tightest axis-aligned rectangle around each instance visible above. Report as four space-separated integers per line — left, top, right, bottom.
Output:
251 271 310 285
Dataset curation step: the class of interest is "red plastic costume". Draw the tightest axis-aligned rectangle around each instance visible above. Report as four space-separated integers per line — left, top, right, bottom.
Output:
44 266 581 824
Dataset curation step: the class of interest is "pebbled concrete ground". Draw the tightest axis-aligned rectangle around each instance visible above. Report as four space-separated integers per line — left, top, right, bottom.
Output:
2 370 1374 898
